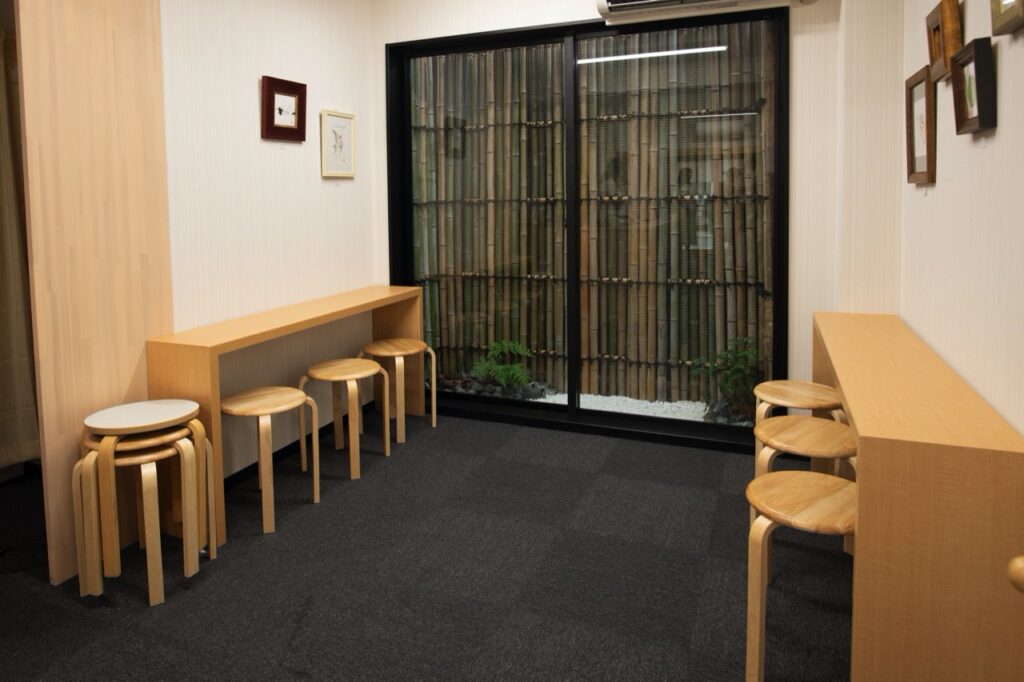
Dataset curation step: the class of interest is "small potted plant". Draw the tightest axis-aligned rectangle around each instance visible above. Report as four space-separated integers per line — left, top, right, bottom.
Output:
693 336 762 424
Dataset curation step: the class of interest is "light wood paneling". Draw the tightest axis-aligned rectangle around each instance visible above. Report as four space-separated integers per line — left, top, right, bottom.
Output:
16 0 173 585
813 313 1024 681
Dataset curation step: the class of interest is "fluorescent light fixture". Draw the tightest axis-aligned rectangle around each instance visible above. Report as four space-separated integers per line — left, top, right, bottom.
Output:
678 112 757 121
577 45 726 65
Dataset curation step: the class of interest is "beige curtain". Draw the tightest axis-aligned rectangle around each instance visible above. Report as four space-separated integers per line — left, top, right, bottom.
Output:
0 26 39 468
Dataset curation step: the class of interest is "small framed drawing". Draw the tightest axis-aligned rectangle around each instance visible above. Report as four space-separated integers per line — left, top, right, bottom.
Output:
905 66 936 185
261 76 306 142
321 110 355 178
992 0 1024 35
926 0 962 81
951 38 996 135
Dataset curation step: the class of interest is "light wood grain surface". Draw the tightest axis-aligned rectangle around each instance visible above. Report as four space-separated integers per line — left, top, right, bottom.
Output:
221 387 308 417
17 0 174 585
813 312 1024 681
362 337 427 357
746 471 856 535
753 416 856 458
307 358 381 382
753 380 842 411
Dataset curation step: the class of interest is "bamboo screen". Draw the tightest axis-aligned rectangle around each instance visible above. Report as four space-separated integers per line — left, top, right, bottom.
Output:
578 21 776 408
410 44 567 393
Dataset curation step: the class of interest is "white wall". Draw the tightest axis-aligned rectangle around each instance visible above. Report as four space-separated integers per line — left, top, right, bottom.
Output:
901 0 1024 433
162 0 381 474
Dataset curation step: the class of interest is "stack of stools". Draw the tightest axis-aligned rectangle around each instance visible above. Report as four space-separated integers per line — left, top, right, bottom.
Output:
221 386 319 535
746 471 857 681
298 358 391 481
73 399 216 606
361 338 436 443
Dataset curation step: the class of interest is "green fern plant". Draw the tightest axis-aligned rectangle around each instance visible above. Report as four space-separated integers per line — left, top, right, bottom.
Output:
692 336 761 422
473 339 533 391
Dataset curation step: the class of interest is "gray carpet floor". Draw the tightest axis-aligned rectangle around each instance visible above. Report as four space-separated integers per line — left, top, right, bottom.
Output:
0 415 851 680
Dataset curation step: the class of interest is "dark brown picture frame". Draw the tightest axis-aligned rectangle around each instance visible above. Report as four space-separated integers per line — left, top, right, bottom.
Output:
905 66 936 185
261 76 306 142
951 38 996 135
926 0 963 81
991 0 1024 35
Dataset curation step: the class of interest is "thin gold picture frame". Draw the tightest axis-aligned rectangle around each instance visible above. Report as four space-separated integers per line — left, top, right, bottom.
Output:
320 110 355 179
991 0 1024 35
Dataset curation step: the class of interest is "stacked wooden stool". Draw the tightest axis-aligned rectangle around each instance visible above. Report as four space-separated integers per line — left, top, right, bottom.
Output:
361 338 436 443
298 358 391 482
73 399 216 606
221 386 319 535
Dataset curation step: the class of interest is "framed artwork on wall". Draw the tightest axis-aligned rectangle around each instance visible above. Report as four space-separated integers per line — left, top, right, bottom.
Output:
926 0 963 81
991 0 1024 35
951 38 997 135
320 110 355 178
261 76 306 142
905 66 936 185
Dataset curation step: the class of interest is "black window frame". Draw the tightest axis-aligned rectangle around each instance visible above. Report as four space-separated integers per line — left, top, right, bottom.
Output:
386 9 789 453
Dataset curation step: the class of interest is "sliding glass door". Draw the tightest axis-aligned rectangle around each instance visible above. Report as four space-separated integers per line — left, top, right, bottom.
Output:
391 11 786 439
577 21 778 425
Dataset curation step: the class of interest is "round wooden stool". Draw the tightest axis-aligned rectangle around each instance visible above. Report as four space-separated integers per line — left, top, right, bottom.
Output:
299 358 390 482
752 415 857 478
745 471 857 681
361 338 436 443
81 399 204 580
221 386 319 534
754 380 845 423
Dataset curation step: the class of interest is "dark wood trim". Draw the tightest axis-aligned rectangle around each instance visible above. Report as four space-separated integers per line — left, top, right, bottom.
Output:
260 76 306 142
926 0 962 82
905 66 936 185
952 38 997 135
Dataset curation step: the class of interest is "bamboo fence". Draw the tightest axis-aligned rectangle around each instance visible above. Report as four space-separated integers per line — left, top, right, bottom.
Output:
410 21 775 405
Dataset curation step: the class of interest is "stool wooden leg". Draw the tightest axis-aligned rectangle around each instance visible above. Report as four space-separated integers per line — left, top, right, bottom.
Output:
306 398 320 504
258 415 275 534
754 400 772 459
187 419 207 554
394 355 406 444
135 469 146 549
751 446 781 525
205 439 217 560
832 408 848 425
97 435 121 577
297 375 309 472
174 438 199 577
746 514 778 682
80 450 103 596
380 368 391 457
426 346 437 428
332 381 345 451
139 460 164 606
73 457 101 597
346 380 361 480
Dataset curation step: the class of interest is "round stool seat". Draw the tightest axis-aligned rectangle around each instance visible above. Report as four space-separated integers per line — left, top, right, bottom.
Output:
222 386 307 417
363 338 427 357
84 399 199 435
111 444 180 468
307 358 382 382
754 380 842 411
746 471 856 535
754 415 856 459
83 425 192 452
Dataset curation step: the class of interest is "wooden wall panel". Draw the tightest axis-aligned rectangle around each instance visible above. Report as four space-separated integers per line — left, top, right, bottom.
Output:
16 0 173 584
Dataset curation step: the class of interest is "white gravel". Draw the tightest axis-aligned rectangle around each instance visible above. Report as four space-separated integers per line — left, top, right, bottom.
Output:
534 392 708 421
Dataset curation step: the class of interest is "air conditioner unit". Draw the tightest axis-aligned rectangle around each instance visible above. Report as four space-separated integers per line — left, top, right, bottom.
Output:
597 0 793 25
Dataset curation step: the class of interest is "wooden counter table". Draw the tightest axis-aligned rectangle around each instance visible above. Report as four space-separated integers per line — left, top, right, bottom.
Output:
812 312 1024 681
147 285 423 545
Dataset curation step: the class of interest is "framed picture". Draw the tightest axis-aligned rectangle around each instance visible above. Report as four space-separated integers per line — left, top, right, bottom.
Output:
951 38 996 135
320 110 355 178
991 0 1024 35
905 66 936 185
261 76 306 142
926 0 963 81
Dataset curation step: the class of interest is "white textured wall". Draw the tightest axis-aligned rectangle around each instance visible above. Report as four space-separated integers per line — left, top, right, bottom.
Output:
161 0 382 474
901 0 1024 433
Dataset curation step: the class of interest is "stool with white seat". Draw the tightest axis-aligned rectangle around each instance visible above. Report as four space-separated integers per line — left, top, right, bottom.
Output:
361 338 436 443
299 358 390 482
221 386 319 534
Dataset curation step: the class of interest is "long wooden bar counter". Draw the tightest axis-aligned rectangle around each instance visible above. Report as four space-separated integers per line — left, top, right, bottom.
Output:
146 285 423 545
812 312 1024 680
